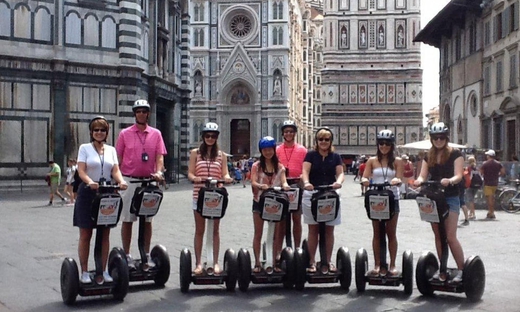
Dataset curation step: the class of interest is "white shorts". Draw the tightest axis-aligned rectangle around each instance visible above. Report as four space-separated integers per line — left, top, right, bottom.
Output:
302 189 342 226
120 176 153 223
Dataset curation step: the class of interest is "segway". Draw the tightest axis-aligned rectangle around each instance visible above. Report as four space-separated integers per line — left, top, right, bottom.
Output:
60 184 129 305
179 178 238 292
284 178 303 249
110 178 170 287
415 181 485 302
237 187 294 291
355 182 413 295
293 185 351 290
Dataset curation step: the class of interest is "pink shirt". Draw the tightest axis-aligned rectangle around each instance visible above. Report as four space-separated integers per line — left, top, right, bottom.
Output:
116 124 167 177
192 151 224 199
251 161 286 202
276 143 307 178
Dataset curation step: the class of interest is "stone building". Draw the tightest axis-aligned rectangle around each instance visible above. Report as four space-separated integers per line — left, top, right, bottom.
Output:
187 0 309 157
320 0 423 156
416 0 519 159
0 0 190 180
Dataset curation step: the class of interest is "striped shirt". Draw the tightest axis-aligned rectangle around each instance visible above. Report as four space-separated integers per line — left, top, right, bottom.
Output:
276 143 307 178
192 150 224 200
116 124 167 177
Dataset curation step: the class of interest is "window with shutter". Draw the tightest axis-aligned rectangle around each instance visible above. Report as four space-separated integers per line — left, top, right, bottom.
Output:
497 61 503 92
510 54 517 88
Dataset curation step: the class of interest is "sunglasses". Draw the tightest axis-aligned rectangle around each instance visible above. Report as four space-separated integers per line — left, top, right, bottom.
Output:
432 135 447 141
135 109 149 114
318 137 331 142
93 128 107 133
284 130 295 134
378 141 392 146
204 134 218 139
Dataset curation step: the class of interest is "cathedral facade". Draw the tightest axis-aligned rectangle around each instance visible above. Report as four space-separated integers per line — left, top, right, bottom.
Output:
188 0 308 157
321 0 423 155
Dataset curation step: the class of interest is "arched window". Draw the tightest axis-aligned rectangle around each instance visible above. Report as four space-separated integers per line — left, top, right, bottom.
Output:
277 2 283 19
272 27 278 45
0 2 10 37
194 70 203 96
278 27 283 45
34 7 52 42
84 14 99 46
14 3 31 39
101 16 117 48
65 11 81 44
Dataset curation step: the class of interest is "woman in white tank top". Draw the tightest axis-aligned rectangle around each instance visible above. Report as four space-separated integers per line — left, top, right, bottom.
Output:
361 130 403 277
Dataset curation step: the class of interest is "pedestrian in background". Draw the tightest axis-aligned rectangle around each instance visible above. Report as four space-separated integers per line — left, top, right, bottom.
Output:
463 156 479 221
64 158 77 204
480 149 505 219
47 160 66 206
116 99 167 268
240 155 249 188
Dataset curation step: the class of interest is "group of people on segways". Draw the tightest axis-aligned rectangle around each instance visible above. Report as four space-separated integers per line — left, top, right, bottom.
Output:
61 100 170 304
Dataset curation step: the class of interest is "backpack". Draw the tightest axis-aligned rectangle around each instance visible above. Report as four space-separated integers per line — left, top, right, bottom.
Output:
470 169 483 188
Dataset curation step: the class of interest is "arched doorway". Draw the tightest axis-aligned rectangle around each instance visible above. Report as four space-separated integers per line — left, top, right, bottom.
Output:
230 119 250 158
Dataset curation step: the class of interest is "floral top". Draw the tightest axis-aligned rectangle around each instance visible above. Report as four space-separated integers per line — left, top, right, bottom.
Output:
251 161 286 202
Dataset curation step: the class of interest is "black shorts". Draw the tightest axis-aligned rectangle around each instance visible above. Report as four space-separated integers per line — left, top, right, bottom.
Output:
252 201 261 213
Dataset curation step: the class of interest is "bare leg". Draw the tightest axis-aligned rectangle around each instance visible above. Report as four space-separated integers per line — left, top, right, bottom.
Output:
78 228 93 272
325 225 335 264
445 212 465 269
253 212 264 267
101 228 111 270
386 213 399 271
193 211 205 272
371 220 381 271
307 224 319 267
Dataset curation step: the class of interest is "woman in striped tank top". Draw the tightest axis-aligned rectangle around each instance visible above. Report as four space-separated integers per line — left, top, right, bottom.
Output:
188 122 233 275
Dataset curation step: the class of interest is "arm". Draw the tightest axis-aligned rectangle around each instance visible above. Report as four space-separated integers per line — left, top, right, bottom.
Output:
302 161 313 190
393 157 404 185
280 167 290 190
361 159 372 185
444 155 464 187
221 153 233 183
187 149 199 183
151 154 165 181
251 163 264 190
414 159 429 186
333 164 344 189
111 164 128 190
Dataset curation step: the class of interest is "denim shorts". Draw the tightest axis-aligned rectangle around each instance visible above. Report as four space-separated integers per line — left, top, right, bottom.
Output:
445 195 460 214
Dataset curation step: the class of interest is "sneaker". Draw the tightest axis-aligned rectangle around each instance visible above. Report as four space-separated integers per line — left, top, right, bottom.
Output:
431 270 446 282
80 271 92 284
460 219 470 226
103 271 113 283
146 254 156 268
47 202 53 206
126 254 136 269
451 270 463 283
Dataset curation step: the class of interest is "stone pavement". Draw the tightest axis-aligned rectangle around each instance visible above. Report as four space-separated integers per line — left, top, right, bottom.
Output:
0 176 518 311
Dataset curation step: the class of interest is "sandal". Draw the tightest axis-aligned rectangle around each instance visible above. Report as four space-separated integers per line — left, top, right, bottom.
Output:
367 268 380 277
387 268 399 277
213 263 222 275
253 265 262 273
306 264 317 273
193 264 203 275
329 263 337 273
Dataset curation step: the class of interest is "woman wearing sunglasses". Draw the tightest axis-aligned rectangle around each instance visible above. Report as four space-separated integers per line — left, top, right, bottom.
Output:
73 116 128 284
413 122 465 283
187 122 233 275
360 130 403 277
301 127 344 273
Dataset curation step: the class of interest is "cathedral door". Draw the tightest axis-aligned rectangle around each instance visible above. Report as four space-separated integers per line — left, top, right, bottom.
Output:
230 119 250 158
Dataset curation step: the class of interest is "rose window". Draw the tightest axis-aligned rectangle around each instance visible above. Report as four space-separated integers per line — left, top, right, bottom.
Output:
230 15 251 38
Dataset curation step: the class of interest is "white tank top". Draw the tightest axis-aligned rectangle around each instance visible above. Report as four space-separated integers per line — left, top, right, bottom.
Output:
372 167 399 198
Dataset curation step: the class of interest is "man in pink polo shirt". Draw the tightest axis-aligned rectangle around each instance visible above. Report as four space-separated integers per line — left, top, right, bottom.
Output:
276 120 308 250
116 99 167 268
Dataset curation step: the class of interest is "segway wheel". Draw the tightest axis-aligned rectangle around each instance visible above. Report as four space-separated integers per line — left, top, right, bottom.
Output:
179 248 192 293
402 250 414 295
463 255 486 302
415 251 438 296
151 244 171 286
293 247 307 290
337 247 352 290
224 249 238 291
237 248 252 292
281 247 295 289
355 248 368 292
109 247 126 265
109 253 129 301
60 258 79 305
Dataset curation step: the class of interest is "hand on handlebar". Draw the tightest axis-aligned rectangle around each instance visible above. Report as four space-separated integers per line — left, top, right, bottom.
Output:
303 182 314 191
224 177 234 184
151 171 165 182
88 182 99 190
118 182 128 190
332 182 342 189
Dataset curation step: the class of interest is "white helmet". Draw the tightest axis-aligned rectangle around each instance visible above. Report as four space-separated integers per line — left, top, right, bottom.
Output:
377 129 395 142
281 120 297 132
132 99 151 112
429 122 449 135
201 122 220 134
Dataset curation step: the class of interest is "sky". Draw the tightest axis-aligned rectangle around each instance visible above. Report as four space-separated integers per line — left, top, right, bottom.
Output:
420 0 451 119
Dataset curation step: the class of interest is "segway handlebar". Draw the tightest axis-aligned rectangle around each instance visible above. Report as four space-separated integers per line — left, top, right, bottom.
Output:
129 178 156 184
418 180 443 188
313 185 334 191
